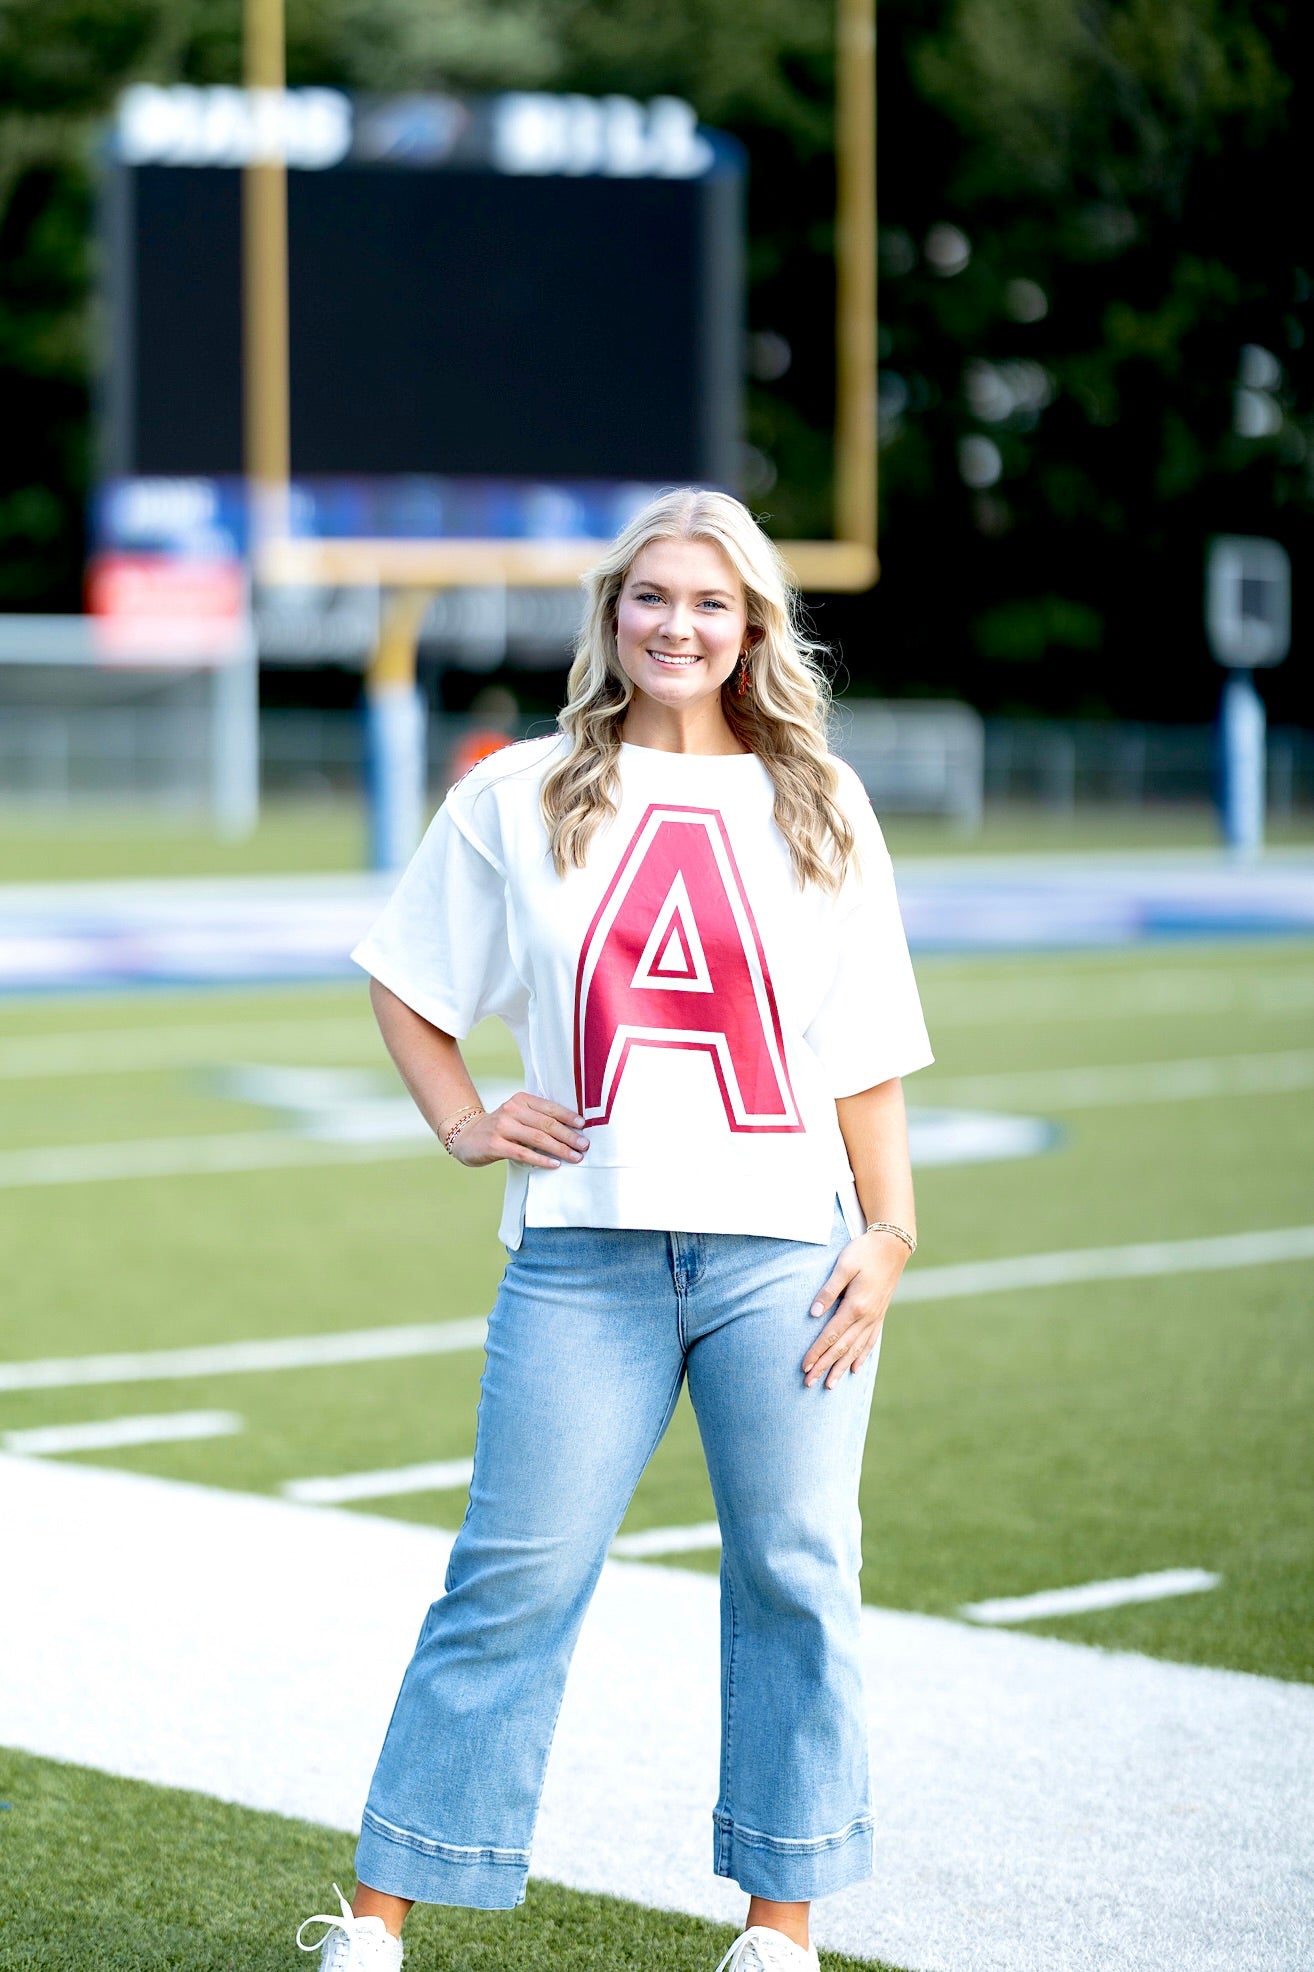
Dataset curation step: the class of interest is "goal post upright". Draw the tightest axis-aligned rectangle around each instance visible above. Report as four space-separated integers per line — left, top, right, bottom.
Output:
834 0 878 565
243 0 291 552
246 0 879 600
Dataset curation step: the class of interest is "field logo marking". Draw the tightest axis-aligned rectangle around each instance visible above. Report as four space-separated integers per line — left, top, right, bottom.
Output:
574 805 802 1132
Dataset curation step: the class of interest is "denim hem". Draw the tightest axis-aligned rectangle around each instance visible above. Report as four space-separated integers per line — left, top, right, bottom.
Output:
712 1809 875 1901
355 1810 529 1910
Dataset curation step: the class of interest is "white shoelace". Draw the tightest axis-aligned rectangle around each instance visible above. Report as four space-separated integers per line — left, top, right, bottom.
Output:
296 1883 393 1957
713 1926 814 1972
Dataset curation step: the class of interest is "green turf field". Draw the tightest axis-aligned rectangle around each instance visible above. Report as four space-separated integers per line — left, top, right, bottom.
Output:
0 1747 895 1972
2 936 1311 1691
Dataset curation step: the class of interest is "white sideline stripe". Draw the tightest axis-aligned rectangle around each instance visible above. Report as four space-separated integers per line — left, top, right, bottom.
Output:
6 1456 1313 1972
0 1017 378 1079
928 1048 1314 1111
898 1224 1314 1304
3 1224 1312 1397
610 1521 722 1559
0 1130 438 1190
1 1410 243 1456
0 1318 489 1394
282 1456 474 1505
961 1568 1224 1626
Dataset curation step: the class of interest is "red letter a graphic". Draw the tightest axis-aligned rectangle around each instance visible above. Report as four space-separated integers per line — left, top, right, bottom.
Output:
573 805 802 1132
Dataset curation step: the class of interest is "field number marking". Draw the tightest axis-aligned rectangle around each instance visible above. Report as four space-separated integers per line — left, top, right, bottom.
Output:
283 1457 474 1505
2 1223 1310 1397
1 1410 242 1455
961 1568 1222 1626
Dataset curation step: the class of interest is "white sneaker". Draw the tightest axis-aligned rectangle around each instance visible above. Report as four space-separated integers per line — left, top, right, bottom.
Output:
295 1884 404 1971
713 1925 820 1972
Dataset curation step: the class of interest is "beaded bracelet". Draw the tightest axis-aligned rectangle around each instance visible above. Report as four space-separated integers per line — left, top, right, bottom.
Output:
866 1220 917 1257
440 1104 485 1155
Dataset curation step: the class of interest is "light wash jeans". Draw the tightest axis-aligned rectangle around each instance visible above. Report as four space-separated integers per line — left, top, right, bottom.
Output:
355 1198 879 1908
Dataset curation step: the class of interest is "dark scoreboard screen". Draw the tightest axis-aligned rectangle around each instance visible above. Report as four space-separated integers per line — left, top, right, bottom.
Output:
100 90 744 491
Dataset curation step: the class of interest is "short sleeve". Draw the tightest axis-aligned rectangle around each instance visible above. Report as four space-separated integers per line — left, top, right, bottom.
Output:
803 771 934 1097
350 796 523 1040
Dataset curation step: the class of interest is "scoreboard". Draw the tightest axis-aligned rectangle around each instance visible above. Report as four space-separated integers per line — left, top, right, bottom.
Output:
99 87 745 501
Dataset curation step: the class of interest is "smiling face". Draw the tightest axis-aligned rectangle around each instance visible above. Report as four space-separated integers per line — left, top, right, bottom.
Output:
614 536 752 715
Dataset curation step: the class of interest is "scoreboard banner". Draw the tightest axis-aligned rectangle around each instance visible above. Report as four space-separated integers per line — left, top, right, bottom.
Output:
112 86 717 181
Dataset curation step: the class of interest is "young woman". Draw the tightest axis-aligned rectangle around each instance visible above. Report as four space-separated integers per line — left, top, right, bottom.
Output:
296 488 932 1972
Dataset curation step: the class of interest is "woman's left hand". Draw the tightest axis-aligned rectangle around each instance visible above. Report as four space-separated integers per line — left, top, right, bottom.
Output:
802 1230 910 1389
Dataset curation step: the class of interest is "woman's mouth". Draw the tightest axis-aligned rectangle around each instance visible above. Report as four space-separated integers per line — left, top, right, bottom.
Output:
646 650 701 667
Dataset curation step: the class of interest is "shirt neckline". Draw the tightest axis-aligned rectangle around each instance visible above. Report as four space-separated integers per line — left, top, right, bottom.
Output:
619 740 761 763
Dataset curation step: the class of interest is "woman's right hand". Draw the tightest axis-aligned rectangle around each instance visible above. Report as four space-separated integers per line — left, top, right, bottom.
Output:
450 1093 590 1170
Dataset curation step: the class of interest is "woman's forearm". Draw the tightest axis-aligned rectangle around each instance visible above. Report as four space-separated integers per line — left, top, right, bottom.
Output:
369 977 481 1136
836 1077 917 1240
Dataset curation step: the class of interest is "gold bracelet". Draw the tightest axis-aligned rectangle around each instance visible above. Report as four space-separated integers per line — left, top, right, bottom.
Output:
440 1105 485 1155
866 1220 917 1257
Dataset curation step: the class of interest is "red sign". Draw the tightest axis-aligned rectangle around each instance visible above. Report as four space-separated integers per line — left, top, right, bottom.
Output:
85 554 248 665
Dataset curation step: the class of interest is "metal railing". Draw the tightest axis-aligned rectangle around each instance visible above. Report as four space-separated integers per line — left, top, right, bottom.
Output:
5 698 1312 823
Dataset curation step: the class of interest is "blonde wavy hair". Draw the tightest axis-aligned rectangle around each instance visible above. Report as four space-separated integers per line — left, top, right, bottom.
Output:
540 488 854 892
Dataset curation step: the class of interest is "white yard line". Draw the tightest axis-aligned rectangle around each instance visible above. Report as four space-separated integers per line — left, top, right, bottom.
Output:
4 1224 1311 1397
961 1568 1223 1627
0 1129 436 1189
610 1521 722 1559
2 1455 1310 1972
897 1223 1314 1304
0 1017 377 1079
921 967 1314 1027
1 1409 242 1455
283 1457 474 1505
0 1319 489 1394
927 1048 1314 1110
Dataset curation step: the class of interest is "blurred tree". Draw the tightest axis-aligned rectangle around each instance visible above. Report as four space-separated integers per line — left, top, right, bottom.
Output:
0 0 1309 723
862 0 1313 719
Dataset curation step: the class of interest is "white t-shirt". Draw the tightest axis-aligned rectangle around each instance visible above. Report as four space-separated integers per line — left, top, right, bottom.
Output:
352 733 933 1249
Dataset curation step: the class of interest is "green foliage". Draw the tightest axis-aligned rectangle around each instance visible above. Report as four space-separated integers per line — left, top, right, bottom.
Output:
914 0 1285 208
869 0 1312 718
973 594 1103 661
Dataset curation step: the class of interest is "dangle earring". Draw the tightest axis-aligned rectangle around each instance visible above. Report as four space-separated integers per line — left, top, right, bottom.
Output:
735 649 750 697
